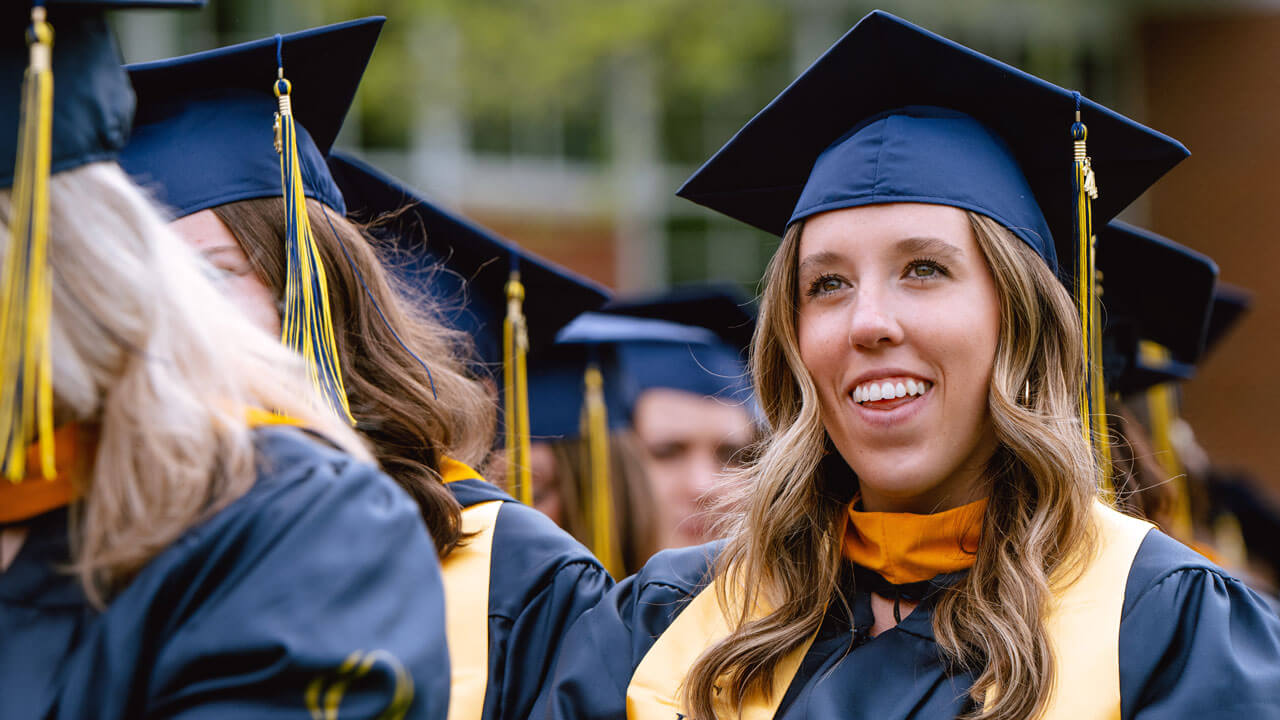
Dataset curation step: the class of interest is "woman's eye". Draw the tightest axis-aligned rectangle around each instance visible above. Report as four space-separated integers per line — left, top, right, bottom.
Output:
807 275 846 296
905 259 947 280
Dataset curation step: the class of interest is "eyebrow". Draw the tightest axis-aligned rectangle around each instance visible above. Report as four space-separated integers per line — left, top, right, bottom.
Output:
198 245 246 259
797 250 843 277
895 236 965 261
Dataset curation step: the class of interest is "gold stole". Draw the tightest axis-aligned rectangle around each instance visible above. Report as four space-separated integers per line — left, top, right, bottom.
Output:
626 501 1152 720
439 458 501 720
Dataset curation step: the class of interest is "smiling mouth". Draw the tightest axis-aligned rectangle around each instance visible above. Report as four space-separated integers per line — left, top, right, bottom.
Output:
851 377 932 410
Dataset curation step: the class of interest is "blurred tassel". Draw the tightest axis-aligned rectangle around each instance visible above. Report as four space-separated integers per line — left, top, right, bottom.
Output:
1 6 56 481
1141 347 1192 540
1071 100 1112 500
582 363 620 577
273 58 354 425
503 265 532 504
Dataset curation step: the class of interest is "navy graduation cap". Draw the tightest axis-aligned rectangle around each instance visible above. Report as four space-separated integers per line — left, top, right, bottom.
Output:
1097 221 1218 396
118 18 386 425
600 283 756 356
677 9 1189 490
1203 284 1252 359
1 0 203 480
326 151 610 505
120 16 384 217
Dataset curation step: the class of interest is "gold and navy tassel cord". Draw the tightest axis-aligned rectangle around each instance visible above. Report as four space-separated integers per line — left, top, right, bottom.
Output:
503 260 533 504
1070 95 1112 500
0 4 55 481
1141 343 1193 540
273 37 354 425
582 361 621 577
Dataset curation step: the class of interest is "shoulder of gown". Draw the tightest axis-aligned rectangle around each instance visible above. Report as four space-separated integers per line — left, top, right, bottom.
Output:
447 474 615 719
55 425 451 720
1120 526 1280 720
535 541 723 720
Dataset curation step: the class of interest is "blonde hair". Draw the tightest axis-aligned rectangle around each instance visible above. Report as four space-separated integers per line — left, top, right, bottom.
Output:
685 212 1098 720
0 161 367 607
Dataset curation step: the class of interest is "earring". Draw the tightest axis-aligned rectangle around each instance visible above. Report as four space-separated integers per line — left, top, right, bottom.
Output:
1019 379 1032 406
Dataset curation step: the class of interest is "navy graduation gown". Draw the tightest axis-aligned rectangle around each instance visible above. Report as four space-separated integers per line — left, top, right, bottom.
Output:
0 426 450 720
445 475 614 720
540 529 1280 719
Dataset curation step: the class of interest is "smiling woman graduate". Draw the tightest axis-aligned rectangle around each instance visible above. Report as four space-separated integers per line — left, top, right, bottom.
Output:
539 11 1280 720
0 3 449 719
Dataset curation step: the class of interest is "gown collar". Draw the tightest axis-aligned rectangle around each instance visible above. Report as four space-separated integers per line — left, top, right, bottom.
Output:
0 424 96 525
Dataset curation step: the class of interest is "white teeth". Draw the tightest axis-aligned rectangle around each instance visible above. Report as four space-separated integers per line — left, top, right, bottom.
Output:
853 378 932 404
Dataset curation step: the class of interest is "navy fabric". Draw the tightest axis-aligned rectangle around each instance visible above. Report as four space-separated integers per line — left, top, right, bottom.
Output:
118 17 385 217
446 477 614 720
539 529 1280 719
676 10 1189 279
1203 284 1252 359
0 426 450 719
0 2 206 187
793 107 1055 269
529 343 633 440
601 284 757 354
327 151 610 371
1098 221 1218 396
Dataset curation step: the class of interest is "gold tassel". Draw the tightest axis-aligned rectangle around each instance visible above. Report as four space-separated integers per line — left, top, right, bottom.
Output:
0 7 56 481
503 268 532 504
273 69 354 425
1141 342 1192 540
1071 107 1112 501
582 363 621 577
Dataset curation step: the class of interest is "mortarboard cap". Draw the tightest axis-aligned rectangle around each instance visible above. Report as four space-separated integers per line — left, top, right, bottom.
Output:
328 151 611 370
0 1 205 188
1096 221 1218 396
676 10 1188 278
119 16 385 217
1202 284 1252 360
528 343 632 441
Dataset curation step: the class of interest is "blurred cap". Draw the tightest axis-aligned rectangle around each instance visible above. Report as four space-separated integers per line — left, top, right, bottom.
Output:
1202 283 1252 360
119 16 384 216
676 10 1188 278
600 283 756 355
327 151 611 371
1097 221 1218 395
0 0 207 188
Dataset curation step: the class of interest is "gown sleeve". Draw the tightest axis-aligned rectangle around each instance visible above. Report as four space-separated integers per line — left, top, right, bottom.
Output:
56 428 452 720
482 501 615 720
535 544 720 720
1120 530 1280 720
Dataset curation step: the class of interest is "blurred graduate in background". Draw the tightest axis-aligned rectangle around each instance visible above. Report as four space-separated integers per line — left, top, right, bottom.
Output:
0 3 450 718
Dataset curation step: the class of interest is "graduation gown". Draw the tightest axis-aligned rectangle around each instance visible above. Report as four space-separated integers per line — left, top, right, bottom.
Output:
442 466 614 720
540 522 1280 719
0 425 451 720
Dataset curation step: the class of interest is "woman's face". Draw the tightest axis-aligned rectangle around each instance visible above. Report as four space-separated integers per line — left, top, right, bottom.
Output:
795 203 1001 513
170 209 281 338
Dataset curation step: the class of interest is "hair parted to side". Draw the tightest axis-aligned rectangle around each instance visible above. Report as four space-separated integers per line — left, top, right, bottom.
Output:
684 211 1099 720
212 197 496 557
0 162 368 608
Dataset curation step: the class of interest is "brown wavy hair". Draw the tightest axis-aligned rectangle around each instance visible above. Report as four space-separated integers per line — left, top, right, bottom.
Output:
684 212 1099 720
213 197 496 557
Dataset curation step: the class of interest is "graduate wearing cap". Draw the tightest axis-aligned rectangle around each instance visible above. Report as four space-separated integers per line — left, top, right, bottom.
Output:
540 11 1280 720
526 339 659 578
0 3 450 719
323 152 614 720
561 288 759 552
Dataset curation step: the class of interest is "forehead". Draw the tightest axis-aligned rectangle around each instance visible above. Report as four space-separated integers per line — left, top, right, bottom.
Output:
169 208 243 251
797 202 975 257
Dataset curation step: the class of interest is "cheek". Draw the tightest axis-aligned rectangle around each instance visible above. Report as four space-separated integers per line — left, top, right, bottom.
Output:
796 308 847 387
226 275 282 337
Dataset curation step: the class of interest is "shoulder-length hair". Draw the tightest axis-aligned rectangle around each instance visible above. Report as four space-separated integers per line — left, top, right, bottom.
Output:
0 161 367 607
212 197 496 557
684 212 1099 720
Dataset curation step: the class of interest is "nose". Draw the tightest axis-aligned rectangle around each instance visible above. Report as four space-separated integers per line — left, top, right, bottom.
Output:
848 282 904 350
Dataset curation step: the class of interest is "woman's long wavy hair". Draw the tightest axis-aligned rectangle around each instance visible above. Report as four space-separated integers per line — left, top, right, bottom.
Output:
0 162 367 607
212 197 496 557
684 211 1100 720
